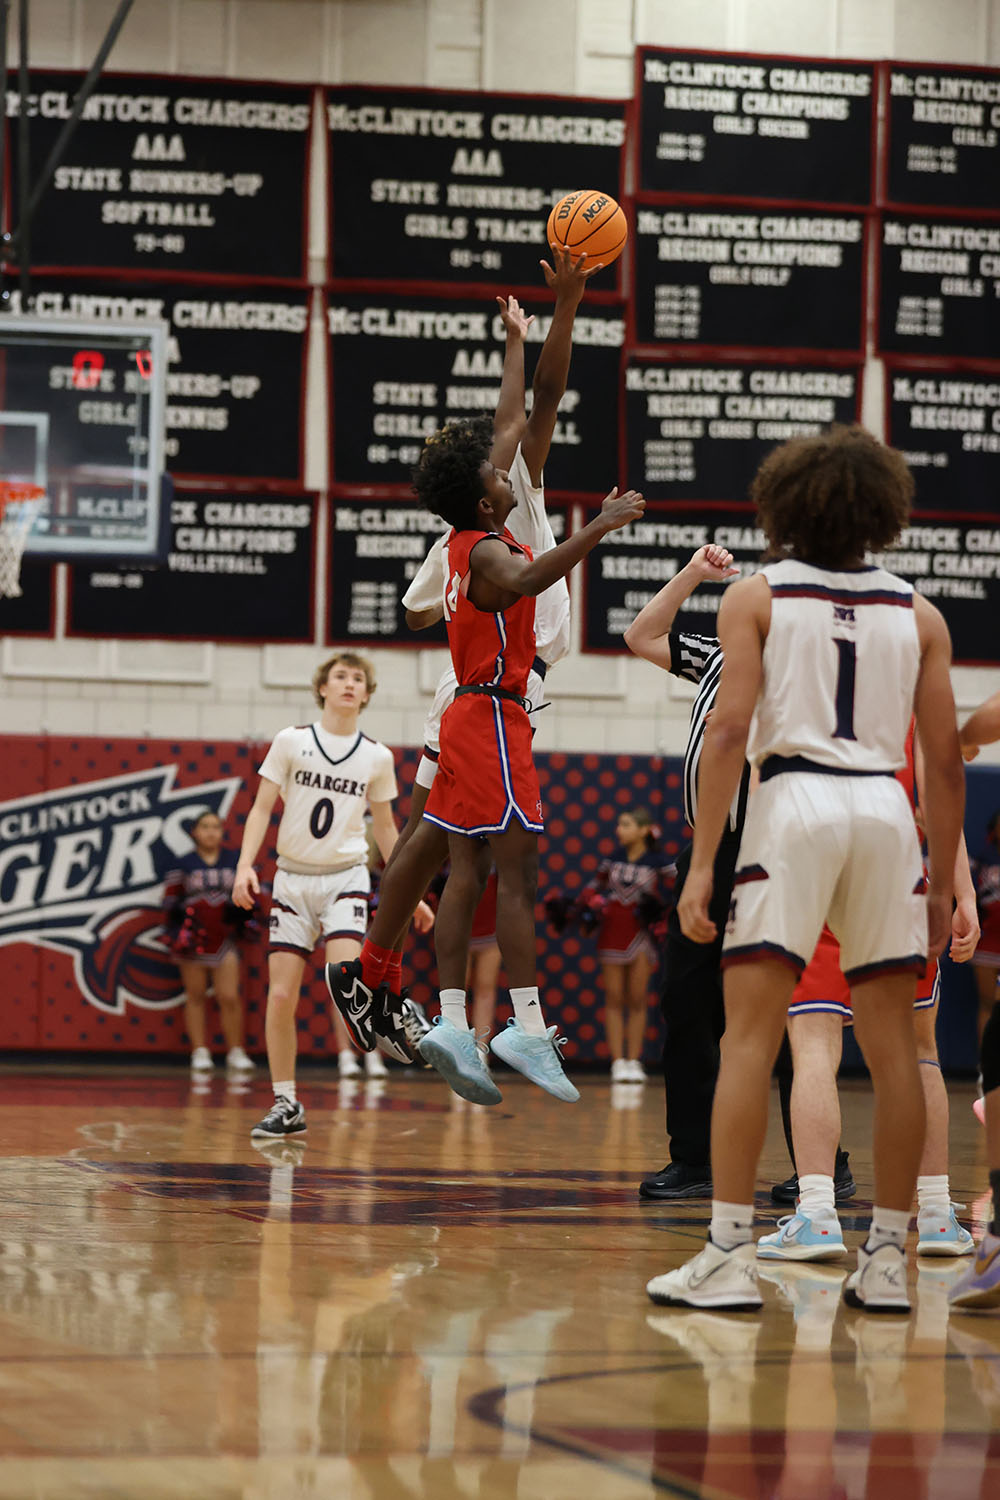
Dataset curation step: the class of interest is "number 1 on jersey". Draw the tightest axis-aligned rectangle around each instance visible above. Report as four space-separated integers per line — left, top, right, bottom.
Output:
832 638 857 741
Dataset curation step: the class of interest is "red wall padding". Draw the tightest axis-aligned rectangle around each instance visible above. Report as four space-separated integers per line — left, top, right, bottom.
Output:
0 735 686 1062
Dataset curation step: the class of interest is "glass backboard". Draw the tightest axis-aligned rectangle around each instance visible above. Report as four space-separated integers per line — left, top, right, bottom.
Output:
0 315 167 558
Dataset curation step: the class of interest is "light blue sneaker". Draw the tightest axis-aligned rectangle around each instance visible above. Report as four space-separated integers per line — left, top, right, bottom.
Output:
756 1211 846 1262
416 1018 502 1106
916 1204 975 1257
489 1020 580 1102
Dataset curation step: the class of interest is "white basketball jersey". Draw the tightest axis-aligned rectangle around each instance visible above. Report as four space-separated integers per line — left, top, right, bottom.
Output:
746 559 920 773
402 443 571 666
258 724 397 872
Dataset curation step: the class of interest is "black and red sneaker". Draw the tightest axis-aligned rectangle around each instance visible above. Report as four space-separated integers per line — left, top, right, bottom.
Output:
325 958 376 1051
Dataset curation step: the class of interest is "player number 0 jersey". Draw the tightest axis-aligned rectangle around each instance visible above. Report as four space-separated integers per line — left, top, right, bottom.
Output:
258 723 397 872
746 558 920 773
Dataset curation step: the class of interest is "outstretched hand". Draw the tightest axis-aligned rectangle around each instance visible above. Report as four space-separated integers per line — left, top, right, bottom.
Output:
496 294 534 339
599 487 645 531
690 544 740 583
540 240 603 298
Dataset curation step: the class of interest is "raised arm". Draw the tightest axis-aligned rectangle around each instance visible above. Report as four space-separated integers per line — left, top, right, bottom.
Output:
520 245 599 485
624 545 739 670
490 296 533 471
469 487 644 605
912 594 966 959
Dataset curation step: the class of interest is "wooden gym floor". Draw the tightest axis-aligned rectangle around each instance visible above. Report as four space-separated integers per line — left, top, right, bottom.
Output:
1 1062 998 1499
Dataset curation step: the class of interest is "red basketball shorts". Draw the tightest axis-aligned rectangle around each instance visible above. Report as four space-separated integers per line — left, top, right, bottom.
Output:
788 924 938 1022
423 693 543 838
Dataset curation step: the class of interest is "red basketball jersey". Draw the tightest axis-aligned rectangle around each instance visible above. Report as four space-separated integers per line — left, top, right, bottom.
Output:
442 528 537 695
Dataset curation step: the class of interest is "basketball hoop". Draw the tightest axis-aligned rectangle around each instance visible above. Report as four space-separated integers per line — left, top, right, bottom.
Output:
0 482 46 599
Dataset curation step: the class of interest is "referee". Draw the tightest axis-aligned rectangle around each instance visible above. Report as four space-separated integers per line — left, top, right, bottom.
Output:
624 544 747 1199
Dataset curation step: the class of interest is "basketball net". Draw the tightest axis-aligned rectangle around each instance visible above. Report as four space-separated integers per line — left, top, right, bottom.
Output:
0 483 45 599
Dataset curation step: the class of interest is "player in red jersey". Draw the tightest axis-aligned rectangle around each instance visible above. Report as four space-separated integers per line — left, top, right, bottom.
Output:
416 470 644 1103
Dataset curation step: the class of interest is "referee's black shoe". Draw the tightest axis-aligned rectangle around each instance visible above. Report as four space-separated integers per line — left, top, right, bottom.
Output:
770 1149 856 1205
638 1162 713 1200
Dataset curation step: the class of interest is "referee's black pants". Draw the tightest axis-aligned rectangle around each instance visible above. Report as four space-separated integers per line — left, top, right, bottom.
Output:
658 830 741 1168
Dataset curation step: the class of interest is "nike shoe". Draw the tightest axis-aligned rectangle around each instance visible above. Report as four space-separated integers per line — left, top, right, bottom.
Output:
401 994 433 1067
948 1231 1000 1310
250 1096 307 1139
756 1211 846 1262
372 986 415 1065
638 1162 713 1201
916 1204 975 1257
646 1239 762 1311
489 1019 580 1102
771 1149 856 1205
843 1242 910 1314
417 1018 502 1106
325 958 376 1051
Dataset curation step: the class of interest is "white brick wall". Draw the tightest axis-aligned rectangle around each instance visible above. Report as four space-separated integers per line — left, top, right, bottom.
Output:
4 0 1000 760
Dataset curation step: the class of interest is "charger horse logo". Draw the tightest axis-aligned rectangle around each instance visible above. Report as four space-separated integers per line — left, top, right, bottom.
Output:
0 766 241 1014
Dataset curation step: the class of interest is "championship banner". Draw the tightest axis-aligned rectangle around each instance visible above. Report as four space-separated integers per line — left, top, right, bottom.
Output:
327 86 626 289
68 489 318 643
5 71 311 280
886 64 1000 211
328 292 623 496
632 203 867 350
636 48 874 205
581 502 763 651
887 366 1000 513
4 280 309 483
878 215 1000 358
625 357 862 501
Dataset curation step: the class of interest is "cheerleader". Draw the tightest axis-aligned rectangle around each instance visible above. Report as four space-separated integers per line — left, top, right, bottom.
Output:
162 811 256 1074
596 808 671 1083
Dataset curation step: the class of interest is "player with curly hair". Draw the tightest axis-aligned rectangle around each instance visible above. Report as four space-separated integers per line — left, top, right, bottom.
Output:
646 425 966 1316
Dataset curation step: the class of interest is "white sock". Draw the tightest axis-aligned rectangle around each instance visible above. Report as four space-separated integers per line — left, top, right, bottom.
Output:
917 1174 951 1217
709 1200 754 1250
273 1080 296 1104
798 1173 837 1219
865 1206 910 1253
510 986 547 1036
439 989 470 1030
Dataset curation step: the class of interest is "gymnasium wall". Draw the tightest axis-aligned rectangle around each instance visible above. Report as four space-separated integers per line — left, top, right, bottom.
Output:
1 0 1000 762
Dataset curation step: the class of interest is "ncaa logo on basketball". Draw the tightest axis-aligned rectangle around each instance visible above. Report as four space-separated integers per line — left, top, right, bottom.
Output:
0 767 240 1015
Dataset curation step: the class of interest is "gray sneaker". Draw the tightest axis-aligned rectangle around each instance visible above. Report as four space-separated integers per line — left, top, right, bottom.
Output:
417 1018 502 1106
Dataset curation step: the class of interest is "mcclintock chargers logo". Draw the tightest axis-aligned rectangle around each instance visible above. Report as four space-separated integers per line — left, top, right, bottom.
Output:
0 766 241 1015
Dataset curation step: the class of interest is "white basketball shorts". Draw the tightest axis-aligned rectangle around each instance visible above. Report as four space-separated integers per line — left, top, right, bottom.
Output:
722 771 927 983
269 865 370 956
416 663 548 790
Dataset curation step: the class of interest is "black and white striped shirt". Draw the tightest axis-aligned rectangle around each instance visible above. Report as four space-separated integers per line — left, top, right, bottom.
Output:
668 629 750 835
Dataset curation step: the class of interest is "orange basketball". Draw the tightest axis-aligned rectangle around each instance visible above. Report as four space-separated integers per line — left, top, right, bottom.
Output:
546 189 628 272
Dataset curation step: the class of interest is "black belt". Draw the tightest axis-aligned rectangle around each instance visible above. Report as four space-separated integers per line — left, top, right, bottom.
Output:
760 754 895 783
454 684 529 712
531 655 548 680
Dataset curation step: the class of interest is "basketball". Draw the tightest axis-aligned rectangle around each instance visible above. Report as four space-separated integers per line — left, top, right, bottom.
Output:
546 189 628 271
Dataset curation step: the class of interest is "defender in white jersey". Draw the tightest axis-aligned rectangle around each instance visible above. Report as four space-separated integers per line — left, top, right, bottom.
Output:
645 425 965 1318
232 652 432 1140
328 250 595 1043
